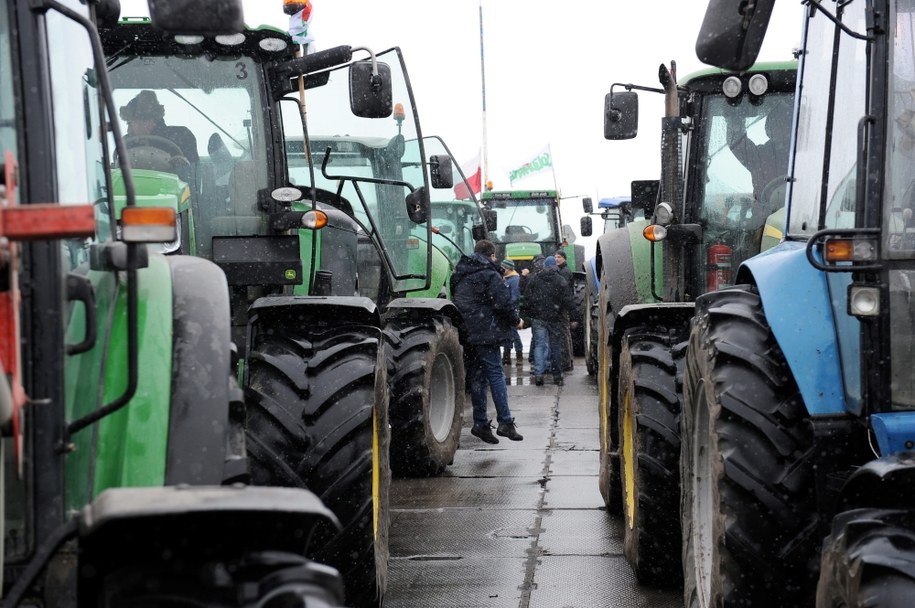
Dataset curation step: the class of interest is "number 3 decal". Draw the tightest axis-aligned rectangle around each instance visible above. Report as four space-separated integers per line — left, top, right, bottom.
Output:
236 62 248 80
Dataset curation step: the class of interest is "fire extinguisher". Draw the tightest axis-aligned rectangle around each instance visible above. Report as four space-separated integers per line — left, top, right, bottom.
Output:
707 243 732 292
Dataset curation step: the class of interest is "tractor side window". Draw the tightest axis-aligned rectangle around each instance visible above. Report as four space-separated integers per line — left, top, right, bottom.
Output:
0 0 16 164
47 2 110 258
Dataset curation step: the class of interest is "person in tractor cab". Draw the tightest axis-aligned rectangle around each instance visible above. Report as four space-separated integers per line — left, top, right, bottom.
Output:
726 100 792 209
120 90 199 178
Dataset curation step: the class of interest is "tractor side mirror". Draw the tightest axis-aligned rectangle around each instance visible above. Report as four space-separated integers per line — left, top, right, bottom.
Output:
583 197 593 214
472 223 488 241
695 0 775 70
604 91 639 140
580 216 593 238
430 155 454 189
482 209 498 233
350 61 393 119
631 179 660 218
146 0 244 34
406 186 430 224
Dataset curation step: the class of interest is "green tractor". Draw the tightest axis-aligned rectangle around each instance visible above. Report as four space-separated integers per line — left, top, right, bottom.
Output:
2 0 345 606
580 195 637 376
481 189 591 356
100 15 489 605
593 60 796 585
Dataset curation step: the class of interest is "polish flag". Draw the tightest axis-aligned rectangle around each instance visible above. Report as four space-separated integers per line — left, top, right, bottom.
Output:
454 152 482 199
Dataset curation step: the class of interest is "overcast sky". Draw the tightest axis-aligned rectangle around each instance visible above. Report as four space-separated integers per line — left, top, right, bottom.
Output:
119 0 803 250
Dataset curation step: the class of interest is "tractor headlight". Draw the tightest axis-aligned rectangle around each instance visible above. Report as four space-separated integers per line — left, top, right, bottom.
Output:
654 202 674 226
722 76 742 98
848 284 880 317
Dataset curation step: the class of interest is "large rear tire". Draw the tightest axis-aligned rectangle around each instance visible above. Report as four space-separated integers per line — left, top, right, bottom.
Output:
681 286 818 607
597 270 622 514
618 328 683 586
385 317 464 477
585 275 599 376
245 325 390 608
572 276 587 356
816 508 915 608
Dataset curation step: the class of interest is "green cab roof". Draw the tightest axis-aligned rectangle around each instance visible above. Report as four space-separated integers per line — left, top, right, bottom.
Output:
481 190 558 200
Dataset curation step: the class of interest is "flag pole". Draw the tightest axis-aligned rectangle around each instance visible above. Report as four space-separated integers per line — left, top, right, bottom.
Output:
479 1 489 189
548 143 559 195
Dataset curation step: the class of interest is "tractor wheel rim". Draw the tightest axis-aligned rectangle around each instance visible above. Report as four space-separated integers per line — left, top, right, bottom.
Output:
692 379 713 607
429 351 456 442
622 387 636 528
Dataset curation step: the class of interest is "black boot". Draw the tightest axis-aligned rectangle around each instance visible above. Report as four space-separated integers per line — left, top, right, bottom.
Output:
471 421 499 444
497 418 523 441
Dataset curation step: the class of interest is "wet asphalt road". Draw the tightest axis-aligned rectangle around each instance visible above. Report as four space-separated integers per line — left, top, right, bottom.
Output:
385 351 683 608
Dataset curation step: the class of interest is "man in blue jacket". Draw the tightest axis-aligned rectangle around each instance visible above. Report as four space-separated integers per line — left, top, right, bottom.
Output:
501 258 523 365
451 240 523 443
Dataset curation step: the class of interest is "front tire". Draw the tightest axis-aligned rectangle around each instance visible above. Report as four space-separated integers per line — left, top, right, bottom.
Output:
385 317 465 477
245 325 391 608
597 270 622 514
681 286 818 607
816 508 915 608
618 328 683 586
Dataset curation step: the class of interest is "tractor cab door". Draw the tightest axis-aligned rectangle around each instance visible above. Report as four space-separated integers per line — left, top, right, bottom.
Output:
282 47 434 296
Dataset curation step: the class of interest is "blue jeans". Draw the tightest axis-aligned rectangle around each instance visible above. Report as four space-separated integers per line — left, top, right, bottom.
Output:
467 344 513 425
504 328 523 354
531 319 564 377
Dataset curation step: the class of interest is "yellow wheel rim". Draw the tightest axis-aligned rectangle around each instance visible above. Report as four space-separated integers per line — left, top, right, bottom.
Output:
622 387 636 529
372 406 379 537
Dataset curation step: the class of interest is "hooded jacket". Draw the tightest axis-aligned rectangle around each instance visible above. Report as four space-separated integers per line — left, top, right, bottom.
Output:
450 253 519 346
523 265 575 322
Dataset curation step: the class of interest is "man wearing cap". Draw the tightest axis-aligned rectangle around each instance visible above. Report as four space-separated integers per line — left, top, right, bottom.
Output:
120 90 199 167
501 258 524 365
450 240 524 443
523 255 575 386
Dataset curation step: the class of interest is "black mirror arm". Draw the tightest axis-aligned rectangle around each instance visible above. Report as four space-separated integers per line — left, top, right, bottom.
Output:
320 147 415 191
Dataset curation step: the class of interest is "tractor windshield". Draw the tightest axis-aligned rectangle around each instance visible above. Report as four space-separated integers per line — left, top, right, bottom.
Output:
885 0 915 408
286 47 430 292
489 196 558 245
108 54 270 258
693 89 794 273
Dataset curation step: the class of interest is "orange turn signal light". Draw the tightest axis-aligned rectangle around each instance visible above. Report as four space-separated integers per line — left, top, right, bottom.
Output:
302 210 328 229
121 207 177 243
642 224 668 242
824 237 877 262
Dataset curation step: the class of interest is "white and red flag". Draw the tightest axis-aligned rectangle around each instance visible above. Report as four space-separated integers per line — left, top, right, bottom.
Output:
454 152 482 200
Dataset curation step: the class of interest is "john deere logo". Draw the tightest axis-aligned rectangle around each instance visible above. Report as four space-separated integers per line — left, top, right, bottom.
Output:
285 269 297 280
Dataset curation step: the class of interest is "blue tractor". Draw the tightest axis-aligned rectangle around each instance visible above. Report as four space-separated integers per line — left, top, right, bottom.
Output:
680 0 915 606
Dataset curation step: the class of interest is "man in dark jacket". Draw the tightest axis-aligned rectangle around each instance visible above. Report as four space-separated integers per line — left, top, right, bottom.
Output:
450 240 523 443
554 250 574 372
523 255 575 386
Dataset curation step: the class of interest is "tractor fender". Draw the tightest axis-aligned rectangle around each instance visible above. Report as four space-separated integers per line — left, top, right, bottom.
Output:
612 303 694 358
596 219 658 329
741 240 849 416
384 297 463 333
248 295 381 330
835 453 915 511
165 255 233 485
584 256 599 294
